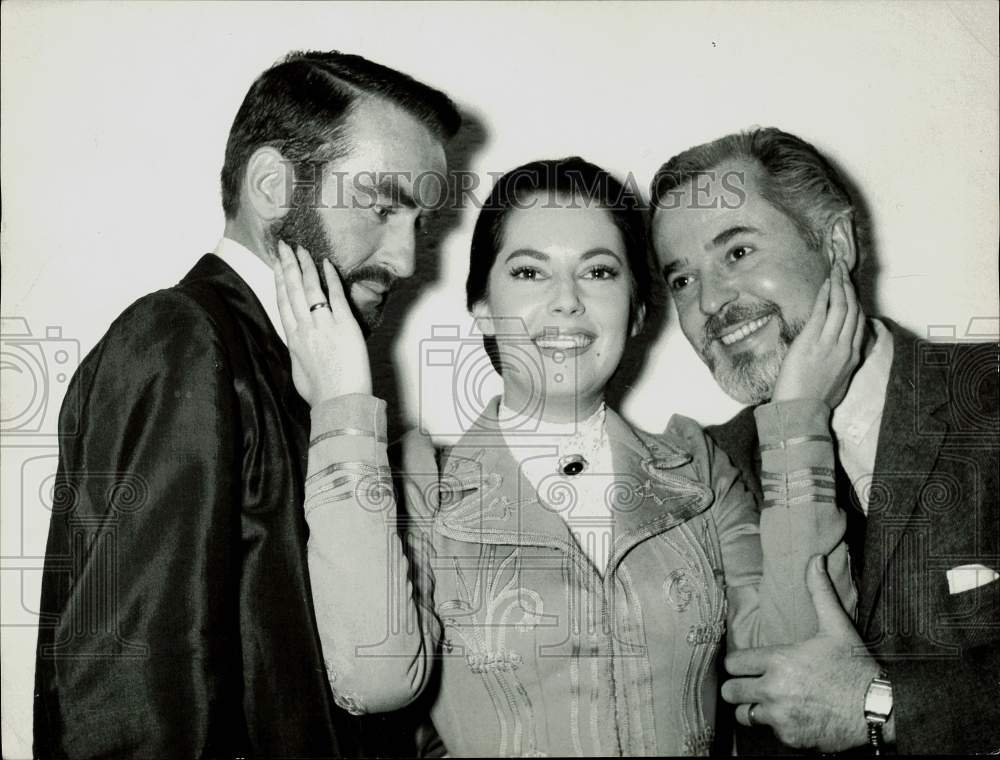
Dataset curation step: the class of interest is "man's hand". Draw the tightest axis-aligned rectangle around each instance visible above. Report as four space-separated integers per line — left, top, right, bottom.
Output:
772 259 865 407
721 555 885 752
274 241 372 405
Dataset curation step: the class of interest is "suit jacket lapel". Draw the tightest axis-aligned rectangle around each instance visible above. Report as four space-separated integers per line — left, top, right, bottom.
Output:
182 254 305 421
858 322 948 630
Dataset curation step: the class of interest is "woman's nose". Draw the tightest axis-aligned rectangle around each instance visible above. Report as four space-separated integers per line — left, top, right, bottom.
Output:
548 277 585 316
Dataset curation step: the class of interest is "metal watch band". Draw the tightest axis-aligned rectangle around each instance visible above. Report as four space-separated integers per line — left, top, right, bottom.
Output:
864 669 893 755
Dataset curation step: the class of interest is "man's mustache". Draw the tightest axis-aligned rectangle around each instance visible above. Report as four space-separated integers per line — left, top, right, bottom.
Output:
702 301 780 351
342 264 397 293
318 260 398 296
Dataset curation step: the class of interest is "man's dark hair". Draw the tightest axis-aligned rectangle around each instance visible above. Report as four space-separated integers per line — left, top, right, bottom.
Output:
650 127 855 252
220 50 461 218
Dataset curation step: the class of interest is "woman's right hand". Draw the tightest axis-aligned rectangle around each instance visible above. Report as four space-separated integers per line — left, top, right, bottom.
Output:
273 241 373 406
771 259 865 408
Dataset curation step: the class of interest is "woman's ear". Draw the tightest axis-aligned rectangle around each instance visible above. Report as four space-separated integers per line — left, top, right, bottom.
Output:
825 214 858 273
471 299 496 337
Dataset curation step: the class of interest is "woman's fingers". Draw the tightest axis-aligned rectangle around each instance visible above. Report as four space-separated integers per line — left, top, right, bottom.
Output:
802 276 831 338
839 263 861 346
322 259 355 322
279 240 311 321
852 304 866 355
295 246 328 318
820 260 849 345
273 256 297 335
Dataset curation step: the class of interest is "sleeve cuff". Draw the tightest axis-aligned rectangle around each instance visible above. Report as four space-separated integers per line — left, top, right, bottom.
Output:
754 398 831 446
310 393 387 441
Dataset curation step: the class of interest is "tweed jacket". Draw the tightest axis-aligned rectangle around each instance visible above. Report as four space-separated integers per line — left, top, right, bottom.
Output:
304 395 856 756
707 320 1000 754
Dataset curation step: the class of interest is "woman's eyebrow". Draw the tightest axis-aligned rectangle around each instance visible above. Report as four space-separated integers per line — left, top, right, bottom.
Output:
580 248 623 264
503 249 549 264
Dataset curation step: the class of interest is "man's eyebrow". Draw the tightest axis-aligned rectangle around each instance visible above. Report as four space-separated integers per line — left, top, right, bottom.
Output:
503 249 549 264
661 258 687 278
708 225 760 249
581 248 624 265
374 175 417 209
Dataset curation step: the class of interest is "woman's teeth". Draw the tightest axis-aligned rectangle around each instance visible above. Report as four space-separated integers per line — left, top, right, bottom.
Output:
534 334 594 350
719 315 771 346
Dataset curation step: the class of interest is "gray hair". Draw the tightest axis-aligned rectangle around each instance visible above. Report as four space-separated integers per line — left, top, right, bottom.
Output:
650 127 855 252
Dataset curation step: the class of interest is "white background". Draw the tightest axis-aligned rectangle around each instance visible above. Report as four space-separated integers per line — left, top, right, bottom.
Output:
2 1 997 754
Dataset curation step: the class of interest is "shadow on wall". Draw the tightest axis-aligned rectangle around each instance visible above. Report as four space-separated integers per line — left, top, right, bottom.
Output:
367 105 490 444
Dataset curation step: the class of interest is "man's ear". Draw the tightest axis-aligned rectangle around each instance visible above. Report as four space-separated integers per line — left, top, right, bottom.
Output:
244 147 293 222
630 303 647 338
825 214 858 273
471 299 496 337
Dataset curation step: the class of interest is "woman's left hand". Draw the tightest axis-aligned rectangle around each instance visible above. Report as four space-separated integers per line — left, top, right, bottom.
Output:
771 259 865 407
273 241 372 406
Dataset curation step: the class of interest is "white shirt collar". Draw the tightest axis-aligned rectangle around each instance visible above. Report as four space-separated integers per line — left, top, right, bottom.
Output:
832 317 893 446
211 237 286 345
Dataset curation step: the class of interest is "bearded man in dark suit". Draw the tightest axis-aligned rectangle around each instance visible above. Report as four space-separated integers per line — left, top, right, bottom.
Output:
649 127 998 755
34 50 458 757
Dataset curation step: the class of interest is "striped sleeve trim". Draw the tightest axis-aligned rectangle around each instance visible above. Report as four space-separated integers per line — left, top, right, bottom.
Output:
305 461 391 485
758 434 832 452
310 428 387 447
760 466 837 509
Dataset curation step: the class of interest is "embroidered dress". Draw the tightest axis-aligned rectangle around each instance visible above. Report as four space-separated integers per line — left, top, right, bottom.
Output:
302 396 856 756
498 401 616 575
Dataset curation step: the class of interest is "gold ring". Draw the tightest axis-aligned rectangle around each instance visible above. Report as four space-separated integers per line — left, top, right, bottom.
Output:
309 302 330 312
748 703 759 727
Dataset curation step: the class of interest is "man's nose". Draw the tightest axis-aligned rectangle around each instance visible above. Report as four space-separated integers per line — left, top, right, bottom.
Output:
699 270 738 316
379 223 417 280
549 276 585 316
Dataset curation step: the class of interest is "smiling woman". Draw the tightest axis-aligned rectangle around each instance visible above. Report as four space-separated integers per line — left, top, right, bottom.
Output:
294 156 862 756
467 157 649 423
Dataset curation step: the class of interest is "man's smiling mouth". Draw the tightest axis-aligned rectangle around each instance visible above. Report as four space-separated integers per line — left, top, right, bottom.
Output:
717 315 772 346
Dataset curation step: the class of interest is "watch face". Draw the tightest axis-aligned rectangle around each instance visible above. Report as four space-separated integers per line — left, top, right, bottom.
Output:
864 678 894 720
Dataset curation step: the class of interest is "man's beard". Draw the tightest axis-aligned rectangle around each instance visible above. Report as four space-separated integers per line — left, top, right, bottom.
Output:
699 300 804 405
270 203 393 334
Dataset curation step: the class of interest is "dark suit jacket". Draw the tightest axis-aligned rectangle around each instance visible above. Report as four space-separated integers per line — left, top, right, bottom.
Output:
33 255 362 757
707 320 1000 754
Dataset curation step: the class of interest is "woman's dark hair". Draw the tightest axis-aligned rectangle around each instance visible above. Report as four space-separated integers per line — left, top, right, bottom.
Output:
467 157 651 327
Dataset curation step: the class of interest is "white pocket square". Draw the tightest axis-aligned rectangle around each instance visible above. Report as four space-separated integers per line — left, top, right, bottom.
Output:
946 564 999 595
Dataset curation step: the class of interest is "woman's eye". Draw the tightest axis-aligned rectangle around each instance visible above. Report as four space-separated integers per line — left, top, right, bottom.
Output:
373 204 393 221
730 245 754 261
510 266 542 280
583 265 619 280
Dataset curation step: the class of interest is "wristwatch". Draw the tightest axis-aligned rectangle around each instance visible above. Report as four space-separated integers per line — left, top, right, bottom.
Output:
863 669 893 754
